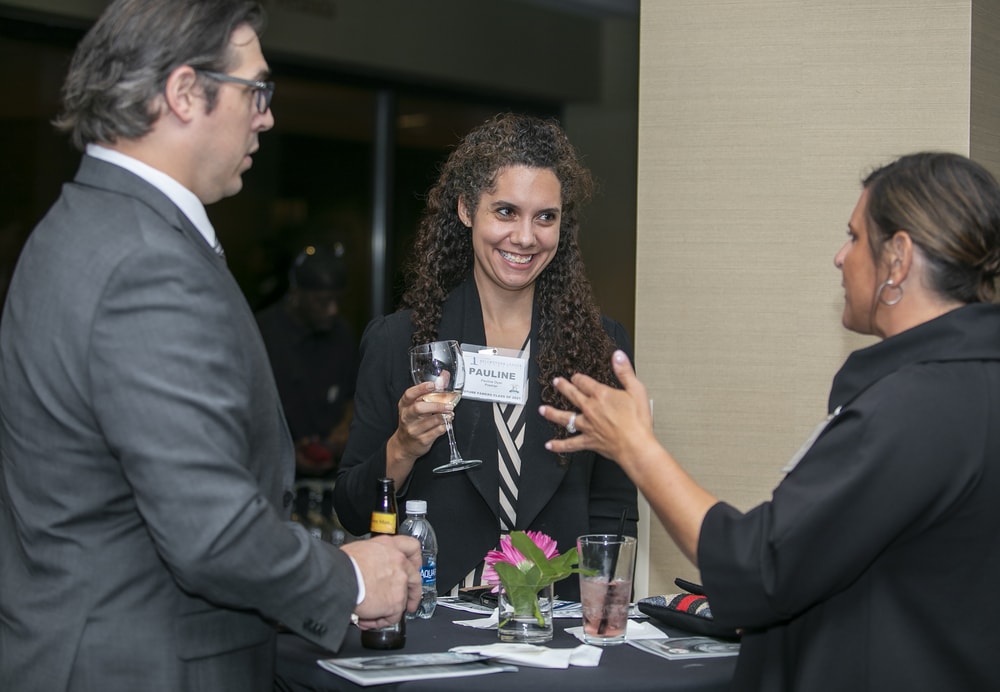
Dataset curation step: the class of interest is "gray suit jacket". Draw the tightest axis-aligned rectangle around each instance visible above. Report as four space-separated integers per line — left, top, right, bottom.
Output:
0 156 357 691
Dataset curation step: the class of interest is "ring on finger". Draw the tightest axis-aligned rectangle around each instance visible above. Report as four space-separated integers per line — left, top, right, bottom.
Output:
566 413 578 435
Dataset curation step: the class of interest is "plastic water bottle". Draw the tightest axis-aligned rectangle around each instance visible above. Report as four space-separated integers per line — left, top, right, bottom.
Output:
400 500 437 619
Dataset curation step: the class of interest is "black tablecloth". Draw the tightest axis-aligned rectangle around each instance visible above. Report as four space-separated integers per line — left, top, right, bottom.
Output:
275 608 736 691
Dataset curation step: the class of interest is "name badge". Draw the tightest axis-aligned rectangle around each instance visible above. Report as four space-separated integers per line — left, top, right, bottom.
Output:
461 343 529 405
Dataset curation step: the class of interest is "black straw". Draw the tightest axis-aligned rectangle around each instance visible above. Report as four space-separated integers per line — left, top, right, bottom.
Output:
597 508 629 634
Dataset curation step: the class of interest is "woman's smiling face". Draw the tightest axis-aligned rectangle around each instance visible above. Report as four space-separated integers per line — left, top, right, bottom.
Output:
460 165 562 297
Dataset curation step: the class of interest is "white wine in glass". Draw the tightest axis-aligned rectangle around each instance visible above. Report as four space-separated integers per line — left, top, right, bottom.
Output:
408 340 482 473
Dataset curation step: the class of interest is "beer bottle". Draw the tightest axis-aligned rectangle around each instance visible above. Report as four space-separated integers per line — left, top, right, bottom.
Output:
360 477 406 649
369 478 398 537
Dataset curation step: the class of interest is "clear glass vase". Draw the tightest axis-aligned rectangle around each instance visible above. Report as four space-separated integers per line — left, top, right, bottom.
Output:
497 583 554 643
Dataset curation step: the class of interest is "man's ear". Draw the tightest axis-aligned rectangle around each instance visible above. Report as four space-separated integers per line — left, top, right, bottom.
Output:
162 65 201 123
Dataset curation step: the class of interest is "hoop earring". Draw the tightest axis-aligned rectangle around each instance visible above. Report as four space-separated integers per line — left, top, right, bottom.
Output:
876 278 903 306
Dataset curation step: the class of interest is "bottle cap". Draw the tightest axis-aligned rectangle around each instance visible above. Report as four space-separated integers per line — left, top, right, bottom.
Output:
405 500 427 514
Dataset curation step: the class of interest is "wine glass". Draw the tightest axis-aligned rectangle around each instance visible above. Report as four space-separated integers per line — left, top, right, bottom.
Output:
409 340 482 473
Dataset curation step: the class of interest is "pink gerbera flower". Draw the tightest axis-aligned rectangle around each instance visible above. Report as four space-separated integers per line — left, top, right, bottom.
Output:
482 530 559 588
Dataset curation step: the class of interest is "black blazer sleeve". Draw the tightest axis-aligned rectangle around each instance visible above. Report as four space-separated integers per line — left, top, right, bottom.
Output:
333 313 414 534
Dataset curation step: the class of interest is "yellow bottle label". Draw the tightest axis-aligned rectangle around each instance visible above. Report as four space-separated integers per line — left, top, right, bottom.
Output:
370 512 397 534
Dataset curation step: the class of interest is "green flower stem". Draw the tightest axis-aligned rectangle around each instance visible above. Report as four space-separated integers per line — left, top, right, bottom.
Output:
493 532 597 627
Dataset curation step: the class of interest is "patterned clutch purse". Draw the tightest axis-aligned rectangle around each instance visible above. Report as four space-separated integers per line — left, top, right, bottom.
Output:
636 578 740 639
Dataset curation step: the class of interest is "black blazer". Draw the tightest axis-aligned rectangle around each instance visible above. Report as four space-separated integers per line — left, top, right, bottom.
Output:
335 277 638 600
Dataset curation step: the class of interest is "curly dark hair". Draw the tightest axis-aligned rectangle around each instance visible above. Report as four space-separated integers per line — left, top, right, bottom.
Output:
401 113 619 440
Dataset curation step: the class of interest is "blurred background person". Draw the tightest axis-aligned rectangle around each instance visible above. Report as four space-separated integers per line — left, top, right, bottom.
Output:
334 112 637 600
541 151 1000 691
257 242 359 479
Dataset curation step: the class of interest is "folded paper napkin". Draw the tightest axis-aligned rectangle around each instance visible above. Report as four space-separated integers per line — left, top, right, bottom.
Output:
452 609 500 629
449 643 603 668
564 620 667 643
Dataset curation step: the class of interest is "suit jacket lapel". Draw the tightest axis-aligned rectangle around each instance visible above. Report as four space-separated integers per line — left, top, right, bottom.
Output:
437 278 499 516
75 156 227 273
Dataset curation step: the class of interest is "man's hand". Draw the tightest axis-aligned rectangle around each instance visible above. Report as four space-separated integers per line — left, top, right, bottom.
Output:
340 535 422 629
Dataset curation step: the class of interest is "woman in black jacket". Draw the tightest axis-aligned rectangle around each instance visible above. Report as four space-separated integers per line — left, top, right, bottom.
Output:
541 152 1000 690
334 113 638 600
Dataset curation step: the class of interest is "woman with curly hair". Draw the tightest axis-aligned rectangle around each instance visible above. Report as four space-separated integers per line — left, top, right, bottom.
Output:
334 113 637 599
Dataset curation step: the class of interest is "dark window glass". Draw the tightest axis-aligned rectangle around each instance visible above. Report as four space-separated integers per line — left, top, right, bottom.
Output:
0 18 556 336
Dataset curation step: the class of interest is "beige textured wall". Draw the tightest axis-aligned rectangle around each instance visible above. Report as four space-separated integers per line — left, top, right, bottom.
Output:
635 1 983 597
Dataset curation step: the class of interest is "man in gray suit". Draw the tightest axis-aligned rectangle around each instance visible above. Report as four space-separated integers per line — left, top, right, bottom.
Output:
0 1 421 690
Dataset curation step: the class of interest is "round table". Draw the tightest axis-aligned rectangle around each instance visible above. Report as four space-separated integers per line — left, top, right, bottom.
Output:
275 607 736 691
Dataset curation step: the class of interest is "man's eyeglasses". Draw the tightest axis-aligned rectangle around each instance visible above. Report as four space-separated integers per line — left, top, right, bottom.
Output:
197 70 274 114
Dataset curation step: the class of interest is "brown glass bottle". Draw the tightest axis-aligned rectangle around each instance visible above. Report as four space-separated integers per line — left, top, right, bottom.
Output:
360 477 406 650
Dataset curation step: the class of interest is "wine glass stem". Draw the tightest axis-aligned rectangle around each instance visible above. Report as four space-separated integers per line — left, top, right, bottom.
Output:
442 415 462 463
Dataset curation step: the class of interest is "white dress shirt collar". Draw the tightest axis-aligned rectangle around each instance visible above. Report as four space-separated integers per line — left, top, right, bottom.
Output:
85 143 220 253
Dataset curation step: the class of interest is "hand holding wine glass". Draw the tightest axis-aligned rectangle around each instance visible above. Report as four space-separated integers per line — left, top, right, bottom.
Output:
408 340 482 473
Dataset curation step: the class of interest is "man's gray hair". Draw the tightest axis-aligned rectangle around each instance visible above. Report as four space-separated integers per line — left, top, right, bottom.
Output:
54 0 265 151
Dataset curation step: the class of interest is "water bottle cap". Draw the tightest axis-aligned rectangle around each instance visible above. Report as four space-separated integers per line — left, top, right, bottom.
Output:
405 500 427 514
